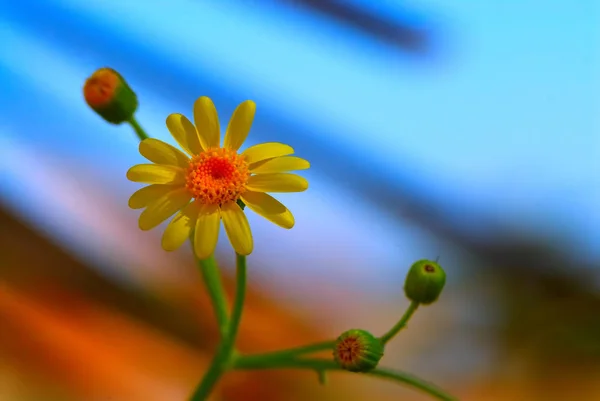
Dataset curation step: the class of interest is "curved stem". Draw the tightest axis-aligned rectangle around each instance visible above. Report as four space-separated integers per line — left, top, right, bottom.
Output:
239 340 335 364
233 357 457 401
127 116 149 141
379 301 419 345
369 368 457 401
189 254 247 401
197 254 230 337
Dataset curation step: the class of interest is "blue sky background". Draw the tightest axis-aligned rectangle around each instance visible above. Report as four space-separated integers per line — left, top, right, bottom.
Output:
0 0 598 293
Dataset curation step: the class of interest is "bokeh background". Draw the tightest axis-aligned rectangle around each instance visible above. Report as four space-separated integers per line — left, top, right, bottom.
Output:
1 0 599 400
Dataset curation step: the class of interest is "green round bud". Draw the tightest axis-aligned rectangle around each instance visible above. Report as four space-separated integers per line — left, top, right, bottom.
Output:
404 259 446 304
333 329 384 372
83 67 138 124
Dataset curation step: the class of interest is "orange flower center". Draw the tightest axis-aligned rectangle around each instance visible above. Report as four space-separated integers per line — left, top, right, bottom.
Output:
337 337 362 363
185 147 250 205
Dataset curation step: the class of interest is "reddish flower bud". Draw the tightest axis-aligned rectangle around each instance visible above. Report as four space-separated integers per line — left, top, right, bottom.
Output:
333 329 384 372
83 67 137 124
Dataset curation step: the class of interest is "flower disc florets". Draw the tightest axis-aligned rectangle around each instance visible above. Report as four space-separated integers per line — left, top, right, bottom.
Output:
185 147 250 205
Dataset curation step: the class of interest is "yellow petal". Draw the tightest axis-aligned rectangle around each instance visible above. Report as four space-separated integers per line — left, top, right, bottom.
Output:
223 100 255 151
246 173 308 193
165 113 202 155
220 201 253 255
193 96 220 150
127 164 186 185
242 142 294 164
193 204 221 259
129 184 181 209
240 191 294 229
138 188 192 231
161 201 202 251
139 138 190 167
249 156 310 174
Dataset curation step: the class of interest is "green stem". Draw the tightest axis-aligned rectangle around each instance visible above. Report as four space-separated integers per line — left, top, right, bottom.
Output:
233 357 457 401
189 254 248 401
369 368 457 401
227 253 247 354
196 254 230 338
127 116 149 141
379 301 419 345
238 340 335 364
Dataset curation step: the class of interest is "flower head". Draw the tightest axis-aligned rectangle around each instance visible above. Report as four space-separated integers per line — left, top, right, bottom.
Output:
333 329 384 372
126 97 309 259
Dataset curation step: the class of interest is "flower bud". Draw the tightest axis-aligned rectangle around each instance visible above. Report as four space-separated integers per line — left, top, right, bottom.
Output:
333 329 384 372
83 67 138 124
404 259 446 305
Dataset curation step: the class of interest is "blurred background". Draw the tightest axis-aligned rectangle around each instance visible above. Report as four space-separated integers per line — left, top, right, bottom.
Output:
0 0 599 400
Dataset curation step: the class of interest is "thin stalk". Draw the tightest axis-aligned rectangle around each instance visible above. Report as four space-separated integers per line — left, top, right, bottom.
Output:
233 357 457 401
127 116 149 141
379 301 419 345
238 340 335 364
196 254 230 337
189 254 247 401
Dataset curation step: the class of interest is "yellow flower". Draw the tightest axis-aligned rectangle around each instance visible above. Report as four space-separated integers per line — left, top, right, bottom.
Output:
126 97 309 259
